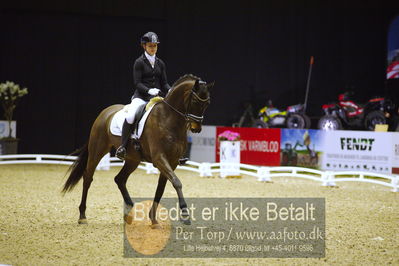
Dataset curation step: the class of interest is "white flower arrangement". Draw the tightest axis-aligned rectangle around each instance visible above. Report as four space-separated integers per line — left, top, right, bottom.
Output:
0 81 28 139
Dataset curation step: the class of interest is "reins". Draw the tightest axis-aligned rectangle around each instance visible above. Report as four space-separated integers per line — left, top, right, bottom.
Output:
162 89 209 123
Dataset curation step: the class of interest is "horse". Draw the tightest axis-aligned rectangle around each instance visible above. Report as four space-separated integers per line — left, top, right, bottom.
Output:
62 74 213 227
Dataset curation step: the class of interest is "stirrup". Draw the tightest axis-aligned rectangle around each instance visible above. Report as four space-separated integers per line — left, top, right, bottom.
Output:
116 146 126 160
132 138 141 151
179 158 189 165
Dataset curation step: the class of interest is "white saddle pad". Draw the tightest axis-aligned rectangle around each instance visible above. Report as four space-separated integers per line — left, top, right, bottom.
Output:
110 104 155 139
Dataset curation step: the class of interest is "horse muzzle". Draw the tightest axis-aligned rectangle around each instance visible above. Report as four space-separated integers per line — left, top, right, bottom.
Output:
189 122 202 133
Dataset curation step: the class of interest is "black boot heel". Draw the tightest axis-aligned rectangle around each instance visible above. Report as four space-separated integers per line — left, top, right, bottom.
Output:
117 119 134 160
179 158 189 165
132 138 141 151
116 146 126 160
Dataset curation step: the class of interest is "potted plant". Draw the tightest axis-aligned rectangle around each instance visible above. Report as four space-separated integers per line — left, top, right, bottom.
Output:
218 130 241 143
0 81 28 154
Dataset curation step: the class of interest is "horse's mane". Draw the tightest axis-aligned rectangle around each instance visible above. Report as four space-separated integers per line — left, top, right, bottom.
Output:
172 74 201 88
166 74 203 101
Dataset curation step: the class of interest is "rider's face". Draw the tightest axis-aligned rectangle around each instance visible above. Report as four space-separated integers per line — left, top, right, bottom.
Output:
143 42 158 56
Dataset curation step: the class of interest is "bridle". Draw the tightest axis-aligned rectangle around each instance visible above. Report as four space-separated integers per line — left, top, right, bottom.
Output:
162 85 210 123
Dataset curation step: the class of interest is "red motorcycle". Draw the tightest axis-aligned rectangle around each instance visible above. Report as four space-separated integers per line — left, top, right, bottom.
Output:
318 91 396 131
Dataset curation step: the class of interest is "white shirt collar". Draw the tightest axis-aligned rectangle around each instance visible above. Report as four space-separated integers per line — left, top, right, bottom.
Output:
144 51 156 66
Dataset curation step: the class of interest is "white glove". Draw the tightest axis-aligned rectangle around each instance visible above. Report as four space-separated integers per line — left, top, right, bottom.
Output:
148 88 160 96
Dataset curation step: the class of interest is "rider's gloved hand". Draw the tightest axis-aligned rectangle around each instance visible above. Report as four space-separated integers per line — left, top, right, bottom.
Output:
148 88 160 96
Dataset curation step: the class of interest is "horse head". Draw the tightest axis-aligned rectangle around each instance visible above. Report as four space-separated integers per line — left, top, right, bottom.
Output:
186 79 214 133
165 74 214 133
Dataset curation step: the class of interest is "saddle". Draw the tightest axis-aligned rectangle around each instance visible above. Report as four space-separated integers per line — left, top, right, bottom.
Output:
109 97 163 139
131 96 164 138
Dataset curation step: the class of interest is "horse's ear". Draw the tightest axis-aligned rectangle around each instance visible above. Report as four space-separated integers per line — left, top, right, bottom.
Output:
206 81 215 90
193 79 200 91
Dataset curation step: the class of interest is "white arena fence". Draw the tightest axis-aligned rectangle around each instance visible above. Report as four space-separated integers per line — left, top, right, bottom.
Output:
0 154 398 192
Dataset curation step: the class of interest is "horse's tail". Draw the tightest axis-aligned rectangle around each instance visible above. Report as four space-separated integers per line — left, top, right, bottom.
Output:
62 143 89 194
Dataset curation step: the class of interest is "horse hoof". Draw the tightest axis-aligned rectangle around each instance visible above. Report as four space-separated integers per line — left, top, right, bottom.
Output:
151 223 162 229
124 214 133 224
78 218 88 224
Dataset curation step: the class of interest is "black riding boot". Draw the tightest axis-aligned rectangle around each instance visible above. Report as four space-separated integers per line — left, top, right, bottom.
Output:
115 120 134 160
131 120 141 152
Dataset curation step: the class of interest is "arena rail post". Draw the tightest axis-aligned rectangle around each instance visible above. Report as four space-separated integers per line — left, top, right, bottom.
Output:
199 162 212 177
144 162 159 174
391 177 399 192
257 167 271 182
322 171 337 187
96 153 110 170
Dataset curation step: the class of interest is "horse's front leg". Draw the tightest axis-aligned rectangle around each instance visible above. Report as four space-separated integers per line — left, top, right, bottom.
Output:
152 155 191 225
114 159 140 223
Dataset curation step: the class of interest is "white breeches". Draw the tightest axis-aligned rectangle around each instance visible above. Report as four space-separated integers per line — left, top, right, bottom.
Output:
125 98 146 124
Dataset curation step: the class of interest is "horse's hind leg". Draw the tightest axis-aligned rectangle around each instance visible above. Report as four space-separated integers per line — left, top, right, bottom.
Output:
78 139 110 224
78 165 96 224
149 174 168 228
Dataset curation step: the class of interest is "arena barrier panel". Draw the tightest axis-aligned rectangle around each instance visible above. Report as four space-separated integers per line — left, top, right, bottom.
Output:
0 154 398 192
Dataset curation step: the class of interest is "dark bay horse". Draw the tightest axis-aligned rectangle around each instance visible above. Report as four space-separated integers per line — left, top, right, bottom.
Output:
62 74 213 226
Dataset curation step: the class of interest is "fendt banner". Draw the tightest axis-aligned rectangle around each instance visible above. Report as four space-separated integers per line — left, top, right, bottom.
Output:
321 130 393 174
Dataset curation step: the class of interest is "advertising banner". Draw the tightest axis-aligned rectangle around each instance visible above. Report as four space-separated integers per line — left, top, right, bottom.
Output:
216 127 281 166
188 125 216 163
321 130 392 174
391 132 399 174
280 129 326 169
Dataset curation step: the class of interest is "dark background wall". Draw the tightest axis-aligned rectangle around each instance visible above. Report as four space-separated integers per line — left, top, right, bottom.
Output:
1 0 398 154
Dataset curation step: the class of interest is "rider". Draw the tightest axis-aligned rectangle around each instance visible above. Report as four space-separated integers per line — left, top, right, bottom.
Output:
116 32 171 160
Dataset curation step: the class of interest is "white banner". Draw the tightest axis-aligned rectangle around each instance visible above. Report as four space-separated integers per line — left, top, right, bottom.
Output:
220 141 240 177
392 132 399 174
321 130 393 174
188 125 216 163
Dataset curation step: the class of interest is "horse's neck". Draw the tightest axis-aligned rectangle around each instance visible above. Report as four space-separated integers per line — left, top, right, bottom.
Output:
161 83 190 136
160 105 187 138
166 82 191 112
